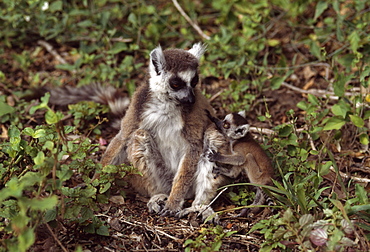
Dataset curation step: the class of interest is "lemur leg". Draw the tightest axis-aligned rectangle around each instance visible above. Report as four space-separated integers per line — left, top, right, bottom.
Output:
239 153 267 217
177 155 228 223
101 134 128 166
127 129 173 213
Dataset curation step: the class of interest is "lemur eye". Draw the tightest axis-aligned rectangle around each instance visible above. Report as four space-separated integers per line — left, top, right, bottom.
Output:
223 122 230 129
190 74 199 87
169 77 186 91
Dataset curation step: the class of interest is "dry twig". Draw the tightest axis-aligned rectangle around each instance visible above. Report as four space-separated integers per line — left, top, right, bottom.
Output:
46 223 69 252
172 0 210 40
281 82 360 100
330 166 370 184
37 40 68 65
118 217 181 242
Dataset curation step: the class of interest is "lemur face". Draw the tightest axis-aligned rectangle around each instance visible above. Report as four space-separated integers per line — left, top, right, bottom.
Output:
222 112 250 140
148 43 206 105
207 111 250 140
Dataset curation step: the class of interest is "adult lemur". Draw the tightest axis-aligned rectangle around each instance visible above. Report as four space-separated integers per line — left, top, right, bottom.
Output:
100 43 215 216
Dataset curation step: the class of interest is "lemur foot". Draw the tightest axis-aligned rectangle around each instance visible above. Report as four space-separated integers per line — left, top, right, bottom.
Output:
147 194 168 214
238 206 263 217
177 205 220 224
159 199 183 217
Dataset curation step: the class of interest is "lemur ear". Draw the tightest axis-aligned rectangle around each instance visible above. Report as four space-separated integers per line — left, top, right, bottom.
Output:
234 124 250 138
188 43 207 60
238 110 246 118
149 45 166 76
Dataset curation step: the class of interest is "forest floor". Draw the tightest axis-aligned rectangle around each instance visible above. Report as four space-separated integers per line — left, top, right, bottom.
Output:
2 42 369 251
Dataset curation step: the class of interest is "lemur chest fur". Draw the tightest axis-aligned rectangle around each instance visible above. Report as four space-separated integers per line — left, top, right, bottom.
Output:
140 97 188 173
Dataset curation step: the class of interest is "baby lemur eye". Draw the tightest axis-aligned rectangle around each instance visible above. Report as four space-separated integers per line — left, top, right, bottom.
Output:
169 77 186 91
223 122 230 129
190 74 199 87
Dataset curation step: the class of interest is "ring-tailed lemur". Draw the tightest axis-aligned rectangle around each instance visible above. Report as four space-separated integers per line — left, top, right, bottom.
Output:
100 43 216 216
178 111 274 221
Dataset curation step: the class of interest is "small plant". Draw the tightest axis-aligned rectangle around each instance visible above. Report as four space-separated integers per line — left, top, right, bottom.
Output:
184 225 236 252
251 184 370 251
0 94 134 251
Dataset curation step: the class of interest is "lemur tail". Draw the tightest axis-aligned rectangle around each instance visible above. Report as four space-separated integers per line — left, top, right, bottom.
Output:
30 83 130 129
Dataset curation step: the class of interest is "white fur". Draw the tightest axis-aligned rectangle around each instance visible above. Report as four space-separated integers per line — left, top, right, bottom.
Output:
149 45 166 76
238 110 246 118
178 70 196 83
193 156 216 206
188 43 207 60
140 96 188 175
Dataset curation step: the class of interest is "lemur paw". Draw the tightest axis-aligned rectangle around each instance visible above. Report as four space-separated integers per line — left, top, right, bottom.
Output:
147 194 168 214
207 151 220 162
177 205 220 224
158 200 183 217
133 129 150 142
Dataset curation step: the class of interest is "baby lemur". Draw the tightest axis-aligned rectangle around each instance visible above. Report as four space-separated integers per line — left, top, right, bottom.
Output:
179 110 274 220
101 43 215 216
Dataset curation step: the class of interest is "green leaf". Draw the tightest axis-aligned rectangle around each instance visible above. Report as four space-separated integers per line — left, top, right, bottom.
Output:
270 76 285 90
355 184 368 204
348 31 360 52
43 140 54 151
359 133 369 145
45 110 63 124
34 151 45 165
323 116 346 130
107 42 128 54
307 94 320 106
0 100 15 117
80 207 94 222
299 214 314 227
96 225 110 236
278 125 293 137
99 182 111 194
49 1 63 12
18 228 35 252
319 161 332 176
23 127 35 137
26 196 58 211
30 93 50 114
128 13 137 26
44 208 57 222
331 104 347 118
314 1 329 20
349 114 364 127
211 240 222 251
33 129 46 138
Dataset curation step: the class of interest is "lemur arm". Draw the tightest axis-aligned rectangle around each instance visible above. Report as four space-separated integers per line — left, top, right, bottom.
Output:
208 151 247 166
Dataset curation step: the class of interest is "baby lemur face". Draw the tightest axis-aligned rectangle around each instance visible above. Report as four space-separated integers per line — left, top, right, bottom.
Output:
149 43 206 105
207 110 250 140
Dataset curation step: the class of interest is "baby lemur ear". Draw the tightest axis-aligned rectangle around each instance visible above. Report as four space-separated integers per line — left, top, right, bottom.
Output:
150 45 167 76
188 43 207 60
238 110 246 118
235 124 250 138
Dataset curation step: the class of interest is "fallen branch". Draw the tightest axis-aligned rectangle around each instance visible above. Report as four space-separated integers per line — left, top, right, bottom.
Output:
172 0 210 40
37 40 68 65
119 217 181 241
37 40 77 74
281 82 360 100
330 166 370 184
